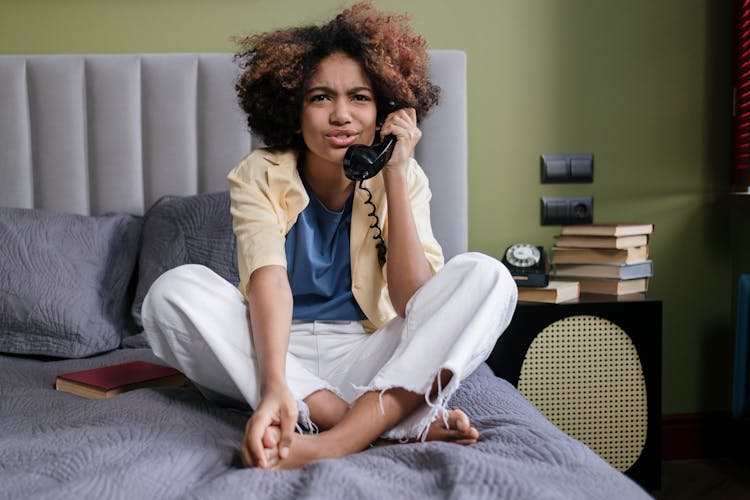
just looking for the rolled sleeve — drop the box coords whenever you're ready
[227,151,307,298]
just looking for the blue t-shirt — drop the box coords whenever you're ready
[284,173,367,321]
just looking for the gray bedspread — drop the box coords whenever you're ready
[0,347,649,499]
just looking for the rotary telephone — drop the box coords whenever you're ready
[343,99,400,181]
[501,243,549,287]
[343,135,397,265]
[343,134,396,181]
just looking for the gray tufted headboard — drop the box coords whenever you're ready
[0,51,467,258]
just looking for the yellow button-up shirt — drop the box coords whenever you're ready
[227,148,444,331]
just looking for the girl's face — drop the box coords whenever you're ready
[300,52,378,170]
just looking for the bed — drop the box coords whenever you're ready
[0,52,650,499]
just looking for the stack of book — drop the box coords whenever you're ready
[551,222,654,296]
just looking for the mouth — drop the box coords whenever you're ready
[325,130,359,147]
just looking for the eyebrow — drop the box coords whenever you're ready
[304,85,373,95]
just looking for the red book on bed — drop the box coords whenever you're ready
[55,360,185,399]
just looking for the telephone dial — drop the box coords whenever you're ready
[501,243,549,287]
[343,135,397,265]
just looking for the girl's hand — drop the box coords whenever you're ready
[379,108,421,172]
[240,383,298,468]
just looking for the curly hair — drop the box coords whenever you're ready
[234,2,440,149]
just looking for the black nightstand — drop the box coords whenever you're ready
[487,294,662,492]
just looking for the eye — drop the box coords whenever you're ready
[309,94,330,103]
[352,94,371,102]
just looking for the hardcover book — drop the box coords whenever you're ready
[556,277,649,296]
[559,223,654,237]
[553,234,649,249]
[55,360,185,399]
[551,246,649,265]
[553,260,653,280]
[517,280,580,304]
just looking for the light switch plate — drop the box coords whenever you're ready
[541,154,594,183]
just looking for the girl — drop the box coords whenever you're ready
[143,2,517,470]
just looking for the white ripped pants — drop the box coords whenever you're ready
[141,252,517,440]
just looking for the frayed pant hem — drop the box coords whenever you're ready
[349,369,460,442]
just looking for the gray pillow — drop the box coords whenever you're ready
[0,207,142,358]
[132,191,239,328]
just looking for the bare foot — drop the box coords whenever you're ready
[250,409,478,469]
[371,408,479,447]
[260,426,338,470]
[425,409,479,445]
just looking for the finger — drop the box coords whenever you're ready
[242,430,259,467]
[385,114,412,131]
[248,421,269,468]
[390,108,417,128]
[386,116,420,142]
[278,408,297,460]
[382,109,409,131]
[407,107,417,123]
[382,124,416,147]
[241,432,262,468]
[240,441,256,468]
[379,120,395,138]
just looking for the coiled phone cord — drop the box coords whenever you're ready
[358,180,387,265]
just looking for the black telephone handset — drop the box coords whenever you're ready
[343,135,396,265]
[343,135,397,181]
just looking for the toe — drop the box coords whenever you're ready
[447,409,470,432]
[454,411,470,432]
[264,447,280,467]
[262,427,279,449]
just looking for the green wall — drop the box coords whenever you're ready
[0,0,735,415]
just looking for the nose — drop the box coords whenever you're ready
[329,99,351,125]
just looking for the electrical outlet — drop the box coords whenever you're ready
[540,196,593,225]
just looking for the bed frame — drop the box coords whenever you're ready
[0,51,467,260]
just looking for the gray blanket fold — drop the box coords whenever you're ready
[0,349,649,499]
